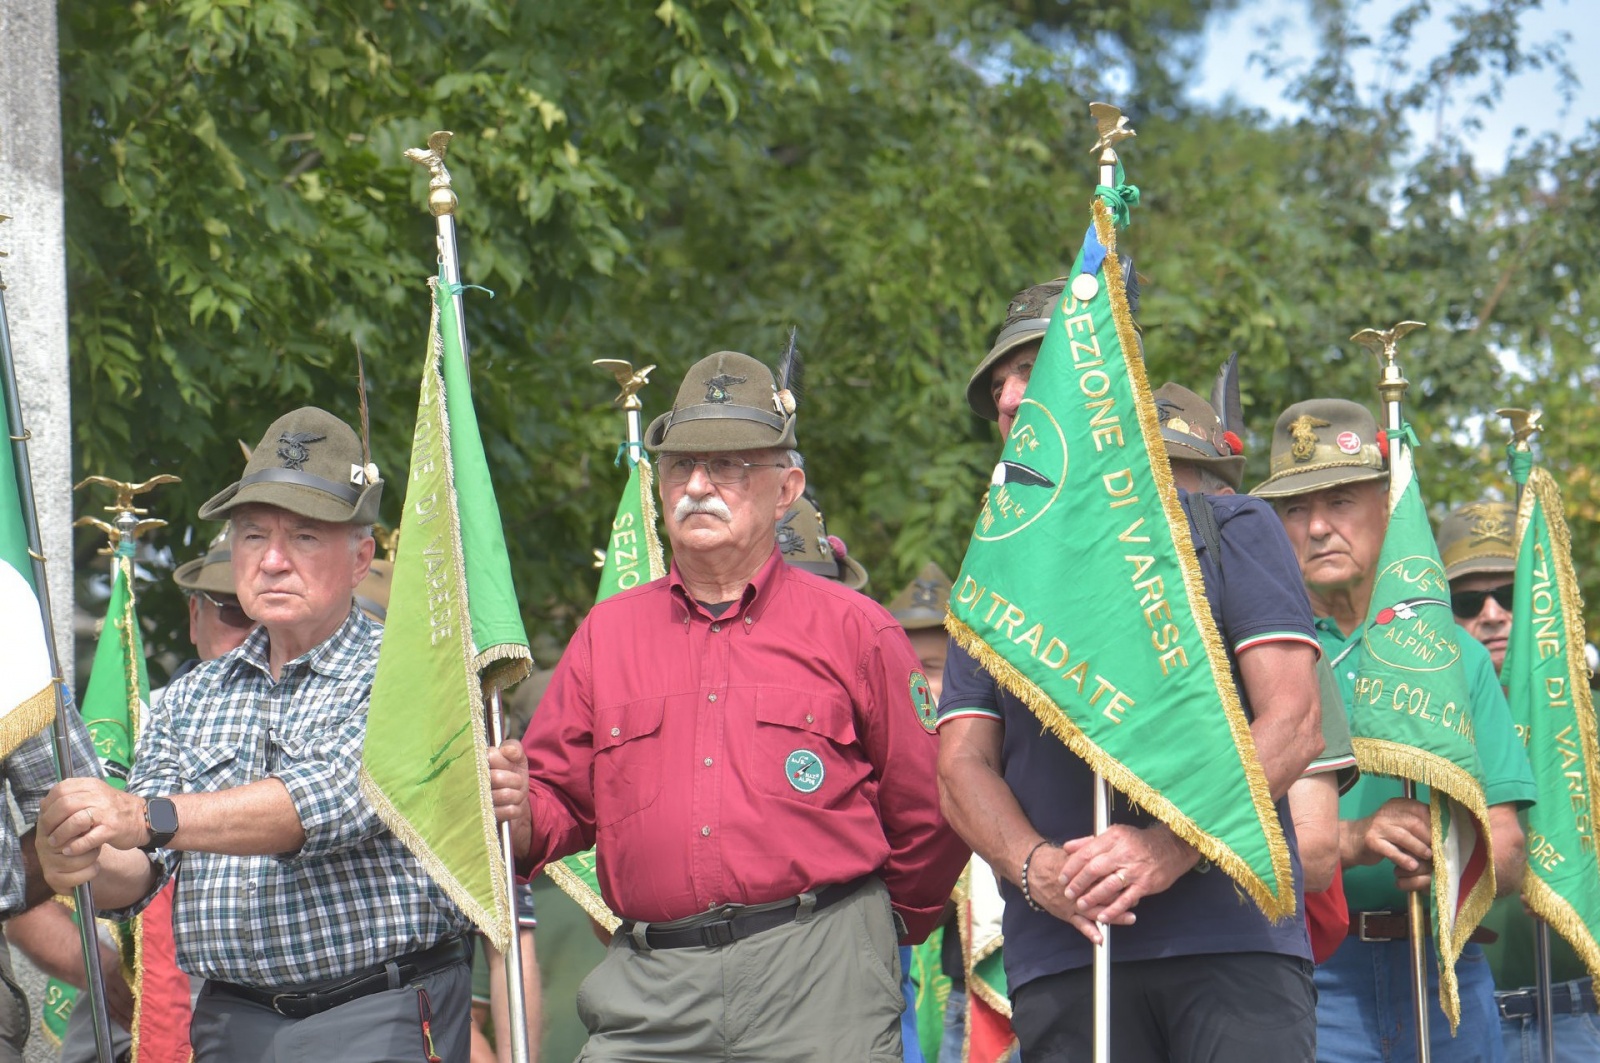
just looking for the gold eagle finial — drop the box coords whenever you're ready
[1496,407,1543,451]
[1351,321,1427,368]
[404,131,458,217]
[1089,102,1137,156]
[593,359,655,411]
[74,474,181,516]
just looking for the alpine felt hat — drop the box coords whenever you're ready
[1437,500,1517,582]
[1151,383,1247,491]
[1251,398,1387,500]
[776,493,868,591]
[172,525,235,596]
[199,407,383,524]
[966,278,1069,422]
[886,562,952,630]
[644,351,798,454]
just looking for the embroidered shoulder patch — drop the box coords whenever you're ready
[909,670,938,733]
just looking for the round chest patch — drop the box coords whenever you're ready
[1336,430,1362,455]
[785,749,825,794]
[910,670,938,734]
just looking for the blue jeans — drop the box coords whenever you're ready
[1315,938,1503,1062]
[939,985,968,1063]
[1498,980,1600,1063]
[901,946,925,1063]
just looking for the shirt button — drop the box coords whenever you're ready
[703,757,713,767]
[805,713,814,723]
[708,693,717,702]
[610,726,621,737]
[711,623,721,633]
[744,616,753,626]
[701,826,711,837]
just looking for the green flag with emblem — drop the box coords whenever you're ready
[546,445,665,930]
[1343,430,1493,1030]
[1502,460,1600,980]
[0,355,55,758]
[946,179,1294,920]
[361,275,532,951]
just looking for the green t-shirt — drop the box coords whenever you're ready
[1479,893,1590,988]
[1317,616,1538,913]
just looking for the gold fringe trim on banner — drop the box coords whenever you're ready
[1525,874,1600,984]
[362,285,513,954]
[0,680,57,760]
[117,556,143,755]
[543,859,622,933]
[638,459,667,582]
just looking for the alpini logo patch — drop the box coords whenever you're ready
[976,398,1067,542]
[785,749,824,793]
[910,670,938,733]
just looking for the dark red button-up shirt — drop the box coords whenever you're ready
[521,547,967,941]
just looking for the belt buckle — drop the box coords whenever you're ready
[699,919,738,948]
[1356,911,1396,943]
[269,992,302,1018]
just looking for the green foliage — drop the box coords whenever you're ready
[62,0,1600,671]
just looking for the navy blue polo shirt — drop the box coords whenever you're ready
[940,492,1320,993]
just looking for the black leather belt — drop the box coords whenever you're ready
[209,936,472,1020]
[1497,978,1597,1020]
[1348,910,1498,944]
[618,876,870,951]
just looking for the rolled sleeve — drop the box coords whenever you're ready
[1211,496,1319,651]
[272,701,384,862]
[9,698,102,825]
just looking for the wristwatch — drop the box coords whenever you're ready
[140,797,179,852]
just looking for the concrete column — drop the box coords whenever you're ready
[0,0,74,676]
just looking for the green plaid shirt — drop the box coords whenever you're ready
[115,607,471,988]
[0,702,101,917]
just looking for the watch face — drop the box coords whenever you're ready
[148,798,179,837]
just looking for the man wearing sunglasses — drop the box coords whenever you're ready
[495,350,968,1062]
[1437,500,1600,1062]
[34,407,491,1061]
[1256,399,1535,1063]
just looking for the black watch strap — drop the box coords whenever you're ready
[140,797,179,852]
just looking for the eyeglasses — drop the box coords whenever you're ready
[197,591,254,628]
[1450,584,1514,619]
[661,456,789,486]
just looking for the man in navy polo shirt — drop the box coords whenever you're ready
[936,281,1327,1063]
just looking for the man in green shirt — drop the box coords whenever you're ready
[1255,398,1537,1062]
[1438,500,1600,1062]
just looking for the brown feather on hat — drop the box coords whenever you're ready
[199,407,383,524]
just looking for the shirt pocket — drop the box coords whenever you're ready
[750,688,861,806]
[592,697,665,828]
[177,743,241,791]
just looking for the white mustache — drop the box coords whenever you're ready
[674,495,733,522]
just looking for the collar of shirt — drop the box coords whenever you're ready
[233,604,376,682]
[665,546,786,629]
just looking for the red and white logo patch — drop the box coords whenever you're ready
[1336,431,1362,455]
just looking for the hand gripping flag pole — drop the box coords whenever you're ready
[0,220,117,1063]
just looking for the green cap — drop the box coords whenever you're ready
[966,278,1068,422]
[1437,500,1517,581]
[1152,382,1246,491]
[200,407,383,524]
[886,562,952,630]
[1251,398,1386,499]
[776,493,868,591]
[172,525,235,596]
[644,351,798,453]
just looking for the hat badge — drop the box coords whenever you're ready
[1466,504,1512,545]
[704,374,746,404]
[776,510,805,556]
[1288,415,1331,463]
[1335,431,1362,455]
[276,431,326,471]
[910,579,942,610]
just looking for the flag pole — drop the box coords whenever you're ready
[1498,406,1555,1063]
[0,226,118,1063]
[1362,322,1432,1063]
[407,132,532,1063]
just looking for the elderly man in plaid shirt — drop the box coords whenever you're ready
[35,407,507,1063]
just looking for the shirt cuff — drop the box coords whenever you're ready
[271,763,357,862]
[96,851,176,922]
[936,705,1003,730]
[1235,631,1322,656]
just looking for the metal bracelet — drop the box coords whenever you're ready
[1020,839,1052,912]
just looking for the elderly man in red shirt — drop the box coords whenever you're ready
[492,350,968,1062]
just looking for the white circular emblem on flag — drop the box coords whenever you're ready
[1336,431,1362,455]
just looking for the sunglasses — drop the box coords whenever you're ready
[197,591,255,628]
[1450,584,1513,619]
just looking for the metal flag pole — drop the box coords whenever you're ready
[1498,406,1555,1063]
[0,224,117,1063]
[1089,103,1136,1063]
[406,133,531,1063]
[1359,321,1432,1063]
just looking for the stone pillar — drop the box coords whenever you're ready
[0,0,74,676]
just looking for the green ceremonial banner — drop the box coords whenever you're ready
[546,446,665,930]
[946,196,1294,920]
[362,276,532,951]
[0,363,54,758]
[1344,432,1493,1030]
[41,544,147,1044]
[1503,463,1600,980]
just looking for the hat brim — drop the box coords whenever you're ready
[1164,442,1247,492]
[1251,465,1386,500]
[173,557,235,595]
[838,554,869,592]
[644,410,796,454]
[893,607,946,631]
[199,479,383,525]
[1443,555,1516,582]
[966,322,1049,422]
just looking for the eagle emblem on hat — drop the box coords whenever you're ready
[705,374,746,404]
[276,431,326,471]
[776,510,805,556]
[1288,415,1331,463]
[909,578,942,611]
[1463,501,1513,545]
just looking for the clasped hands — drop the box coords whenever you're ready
[1029,823,1201,945]
[36,778,150,893]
